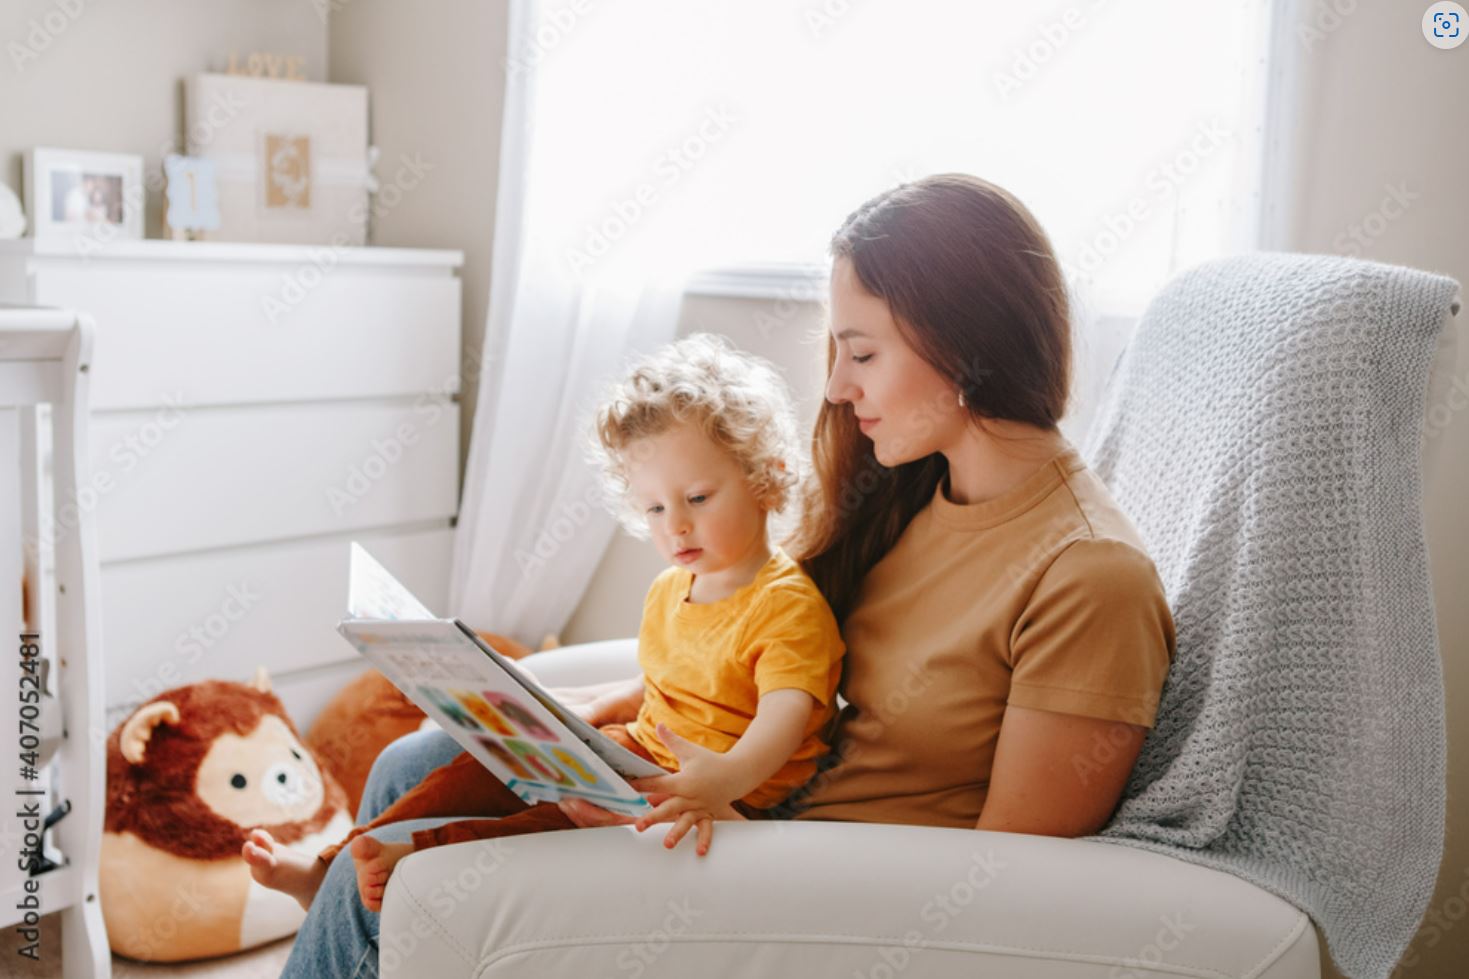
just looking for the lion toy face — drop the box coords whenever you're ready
[196,712,324,828]
[100,668,352,962]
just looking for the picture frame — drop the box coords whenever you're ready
[162,154,223,240]
[23,147,145,245]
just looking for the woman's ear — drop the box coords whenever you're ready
[119,701,181,765]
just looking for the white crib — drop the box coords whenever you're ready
[0,307,109,977]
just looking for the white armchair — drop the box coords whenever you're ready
[379,282,1460,979]
[379,642,1319,979]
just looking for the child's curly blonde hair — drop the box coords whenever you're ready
[588,333,801,539]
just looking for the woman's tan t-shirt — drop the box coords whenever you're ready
[786,444,1176,829]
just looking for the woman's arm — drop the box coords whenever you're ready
[975,705,1146,837]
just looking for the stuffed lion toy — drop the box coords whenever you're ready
[100,669,352,961]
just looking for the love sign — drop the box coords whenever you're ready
[224,51,306,81]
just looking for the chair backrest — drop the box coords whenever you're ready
[1084,254,1459,598]
[1079,254,1460,979]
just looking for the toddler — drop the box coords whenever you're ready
[243,334,845,912]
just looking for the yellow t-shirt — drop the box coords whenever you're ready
[627,547,845,809]
[786,443,1176,828]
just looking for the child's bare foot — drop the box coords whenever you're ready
[350,835,414,913]
[241,828,328,912]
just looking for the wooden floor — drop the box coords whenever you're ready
[10,912,295,978]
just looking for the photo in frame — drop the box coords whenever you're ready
[23,147,144,244]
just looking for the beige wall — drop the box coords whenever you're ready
[327,0,508,467]
[0,0,328,238]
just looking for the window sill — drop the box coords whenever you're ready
[684,262,829,301]
[685,262,1152,322]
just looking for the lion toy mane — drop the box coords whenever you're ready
[100,668,351,961]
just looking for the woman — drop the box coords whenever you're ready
[277,173,1175,978]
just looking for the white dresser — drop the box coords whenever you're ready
[0,239,463,729]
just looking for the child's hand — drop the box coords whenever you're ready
[646,807,716,855]
[627,723,747,854]
[631,723,742,810]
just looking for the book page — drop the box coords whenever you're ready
[338,542,660,816]
[345,542,435,621]
[341,619,655,815]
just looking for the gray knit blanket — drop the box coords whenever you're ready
[1080,253,1459,979]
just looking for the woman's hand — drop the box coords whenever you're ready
[544,686,603,721]
[556,791,673,829]
[545,675,645,726]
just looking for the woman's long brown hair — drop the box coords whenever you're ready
[783,174,1072,622]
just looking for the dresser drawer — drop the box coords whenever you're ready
[91,399,458,562]
[100,525,454,712]
[32,262,460,410]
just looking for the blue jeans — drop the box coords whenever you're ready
[280,727,465,979]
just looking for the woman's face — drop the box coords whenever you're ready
[824,257,967,466]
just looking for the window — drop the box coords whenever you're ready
[528,0,1274,309]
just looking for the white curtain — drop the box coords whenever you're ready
[448,0,687,639]
[451,0,1280,638]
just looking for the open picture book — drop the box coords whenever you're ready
[336,543,660,818]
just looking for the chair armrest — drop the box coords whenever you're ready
[518,638,639,686]
[380,821,1319,979]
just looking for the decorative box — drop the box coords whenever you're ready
[184,73,371,246]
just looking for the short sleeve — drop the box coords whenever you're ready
[747,585,846,707]
[1007,538,1175,727]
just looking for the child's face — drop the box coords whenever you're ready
[624,422,769,576]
